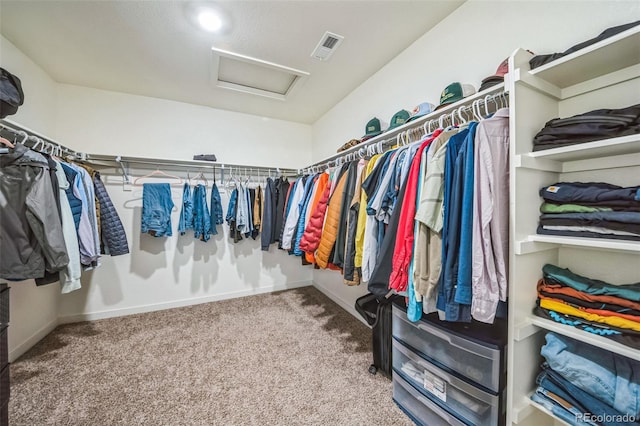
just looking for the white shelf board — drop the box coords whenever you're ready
[512,398,537,424]
[528,399,572,426]
[529,25,640,88]
[519,234,640,254]
[529,316,640,362]
[528,134,640,162]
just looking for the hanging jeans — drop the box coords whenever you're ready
[193,184,212,242]
[535,365,640,426]
[141,183,174,237]
[541,332,640,417]
[210,183,223,235]
[178,183,194,235]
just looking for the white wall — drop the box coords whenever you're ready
[1,36,61,361]
[310,1,640,315]
[55,84,311,169]
[54,85,314,321]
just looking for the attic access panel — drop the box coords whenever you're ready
[211,48,309,101]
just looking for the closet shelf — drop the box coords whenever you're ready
[516,148,640,173]
[515,235,640,255]
[526,134,640,162]
[527,398,572,426]
[529,25,640,89]
[527,316,640,362]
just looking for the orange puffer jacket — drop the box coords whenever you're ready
[315,170,348,269]
[300,173,330,262]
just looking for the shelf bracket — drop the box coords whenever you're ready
[515,239,557,255]
[512,68,562,100]
[514,154,562,172]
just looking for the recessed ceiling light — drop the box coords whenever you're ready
[198,10,222,32]
[184,3,228,34]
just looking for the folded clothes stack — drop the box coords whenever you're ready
[534,264,640,349]
[531,332,640,426]
[537,182,640,241]
[531,103,640,152]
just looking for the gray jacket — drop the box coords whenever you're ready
[0,144,69,280]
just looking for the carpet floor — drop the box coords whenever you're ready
[9,287,412,425]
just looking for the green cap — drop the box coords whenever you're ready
[361,117,383,140]
[386,109,410,131]
[437,82,476,110]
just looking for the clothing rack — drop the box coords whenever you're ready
[0,119,299,183]
[82,154,299,185]
[303,83,508,173]
[0,119,82,159]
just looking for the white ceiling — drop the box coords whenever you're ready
[0,1,464,124]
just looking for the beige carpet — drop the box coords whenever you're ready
[10,287,412,425]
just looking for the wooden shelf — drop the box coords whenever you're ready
[517,234,640,254]
[528,316,640,362]
[528,134,640,162]
[529,25,640,88]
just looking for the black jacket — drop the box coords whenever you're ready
[0,144,69,280]
[93,172,129,256]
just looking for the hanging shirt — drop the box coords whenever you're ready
[438,123,478,322]
[413,129,458,312]
[389,130,441,293]
[361,151,396,282]
[66,162,100,268]
[471,108,510,323]
[53,159,82,293]
[354,154,381,269]
[281,178,305,250]
[437,128,470,320]
[261,178,275,251]
[293,175,317,255]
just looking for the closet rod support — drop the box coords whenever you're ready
[116,156,131,185]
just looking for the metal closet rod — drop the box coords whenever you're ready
[0,119,81,158]
[0,119,299,177]
[302,86,508,174]
[84,154,299,177]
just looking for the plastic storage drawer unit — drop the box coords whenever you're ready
[393,338,505,426]
[393,372,466,426]
[0,327,6,368]
[0,285,8,325]
[392,303,506,393]
[0,365,8,407]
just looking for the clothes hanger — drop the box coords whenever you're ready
[133,168,183,186]
[0,136,15,149]
[457,106,468,125]
[483,95,492,117]
[193,170,208,187]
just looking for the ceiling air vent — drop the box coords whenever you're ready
[311,31,344,61]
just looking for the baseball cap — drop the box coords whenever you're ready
[361,117,383,141]
[479,58,509,92]
[436,82,476,110]
[386,110,410,132]
[406,102,436,123]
